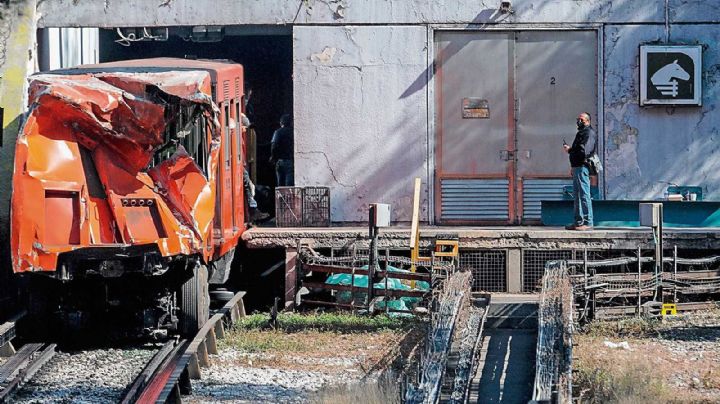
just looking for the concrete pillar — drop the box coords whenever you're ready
[0,0,37,319]
[507,248,522,293]
[284,247,297,310]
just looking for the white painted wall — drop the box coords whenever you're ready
[604,24,720,200]
[46,28,99,69]
[293,26,429,221]
[31,0,720,221]
[37,0,669,27]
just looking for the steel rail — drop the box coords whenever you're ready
[461,298,489,404]
[0,343,56,403]
[133,339,189,403]
[120,339,179,404]
[0,312,25,353]
[147,291,247,403]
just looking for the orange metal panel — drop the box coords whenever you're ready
[11,58,246,274]
[44,191,81,246]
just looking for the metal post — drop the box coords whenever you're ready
[583,252,588,319]
[637,247,642,316]
[673,245,678,303]
[351,244,357,312]
[385,249,390,314]
[656,205,664,302]
[368,205,379,308]
[284,246,298,310]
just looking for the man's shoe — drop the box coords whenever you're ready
[250,209,270,223]
[565,224,578,230]
[575,225,593,231]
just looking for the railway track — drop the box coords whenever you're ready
[0,291,246,403]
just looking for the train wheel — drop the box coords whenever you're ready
[179,262,210,336]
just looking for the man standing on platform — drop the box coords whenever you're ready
[270,114,294,186]
[563,112,597,230]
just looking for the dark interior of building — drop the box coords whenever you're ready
[98,28,293,213]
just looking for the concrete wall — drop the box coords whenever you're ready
[604,24,720,199]
[37,0,670,26]
[0,0,36,316]
[293,26,429,221]
[1,0,37,251]
[29,0,720,221]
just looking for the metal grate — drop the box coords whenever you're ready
[523,250,573,292]
[522,178,572,220]
[440,179,509,221]
[460,250,507,292]
[302,186,330,227]
[275,186,303,227]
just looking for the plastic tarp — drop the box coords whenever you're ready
[324,265,430,311]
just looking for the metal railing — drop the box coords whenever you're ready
[533,261,573,404]
[405,271,471,404]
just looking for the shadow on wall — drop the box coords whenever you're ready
[400,0,641,100]
[604,23,720,200]
[400,8,504,100]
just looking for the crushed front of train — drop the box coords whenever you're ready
[11,70,222,338]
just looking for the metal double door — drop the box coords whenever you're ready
[435,30,597,224]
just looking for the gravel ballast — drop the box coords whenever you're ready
[14,346,159,403]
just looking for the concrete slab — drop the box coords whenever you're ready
[469,329,537,404]
[489,294,540,304]
[242,225,720,250]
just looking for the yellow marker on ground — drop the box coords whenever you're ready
[661,303,677,317]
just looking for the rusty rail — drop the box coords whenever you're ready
[595,301,720,319]
[0,312,25,357]
[303,263,432,281]
[0,342,56,403]
[120,339,181,404]
[148,291,247,403]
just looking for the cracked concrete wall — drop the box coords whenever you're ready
[293,25,429,222]
[0,0,36,287]
[604,24,720,199]
[37,0,671,28]
[26,0,720,221]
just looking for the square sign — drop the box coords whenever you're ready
[640,45,702,106]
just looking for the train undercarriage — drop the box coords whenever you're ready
[22,246,223,340]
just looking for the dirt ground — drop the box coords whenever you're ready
[574,309,720,403]
[187,314,424,403]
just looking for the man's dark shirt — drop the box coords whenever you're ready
[569,125,597,168]
[271,126,294,161]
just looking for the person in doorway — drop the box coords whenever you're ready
[563,112,597,230]
[240,111,269,223]
[244,168,270,223]
[270,114,294,186]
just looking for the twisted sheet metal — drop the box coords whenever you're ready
[298,248,455,271]
[406,271,470,404]
[533,261,573,404]
[565,251,720,297]
[448,305,485,404]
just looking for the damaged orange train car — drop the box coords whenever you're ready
[11,58,248,337]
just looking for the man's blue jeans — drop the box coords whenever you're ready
[572,166,593,226]
[276,159,294,186]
